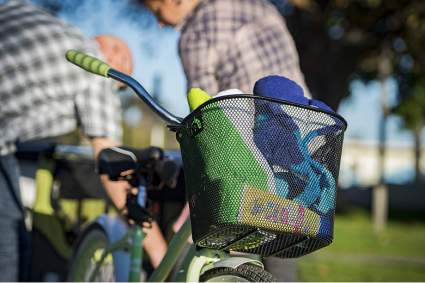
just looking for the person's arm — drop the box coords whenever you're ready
[179,26,220,95]
[76,38,168,266]
[90,137,129,210]
[91,137,168,267]
[74,62,127,208]
[234,19,311,98]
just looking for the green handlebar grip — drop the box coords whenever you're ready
[66,50,111,77]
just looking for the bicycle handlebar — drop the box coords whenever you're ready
[66,50,110,77]
[65,50,183,126]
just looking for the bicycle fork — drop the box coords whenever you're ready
[89,184,148,282]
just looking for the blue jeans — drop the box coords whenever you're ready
[0,154,29,281]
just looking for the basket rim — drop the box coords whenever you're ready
[179,94,348,130]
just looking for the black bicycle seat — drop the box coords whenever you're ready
[97,146,163,180]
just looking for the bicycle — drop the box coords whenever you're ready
[65,50,347,282]
[16,142,115,281]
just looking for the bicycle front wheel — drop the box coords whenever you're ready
[67,225,115,282]
[200,263,276,282]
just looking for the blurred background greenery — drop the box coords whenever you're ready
[298,209,425,281]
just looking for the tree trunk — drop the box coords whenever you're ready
[414,128,421,183]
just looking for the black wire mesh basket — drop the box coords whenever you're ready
[176,95,347,258]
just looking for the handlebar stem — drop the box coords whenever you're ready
[108,69,182,126]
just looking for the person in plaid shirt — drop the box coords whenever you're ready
[143,0,310,97]
[142,0,309,279]
[0,1,141,280]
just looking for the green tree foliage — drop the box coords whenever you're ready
[272,0,425,109]
[393,76,425,181]
[394,78,425,132]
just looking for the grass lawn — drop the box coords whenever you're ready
[298,210,425,281]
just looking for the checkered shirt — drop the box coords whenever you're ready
[0,0,122,155]
[179,0,310,97]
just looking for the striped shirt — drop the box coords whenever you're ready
[0,0,122,155]
[179,0,310,97]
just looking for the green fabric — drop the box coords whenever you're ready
[33,159,54,215]
[59,199,112,231]
[32,212,73,259]
[179,101,269,224]
[66,50,110,77]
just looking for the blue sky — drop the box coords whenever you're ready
[33,0,189,117]
[338,79,420,146]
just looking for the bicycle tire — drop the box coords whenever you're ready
[200,263,276,282]
[67,224,115,282]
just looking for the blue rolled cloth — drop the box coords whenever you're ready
[253,75,337,214]
[253,75,308,105]
[253,75,306,176]
[253,75,335,112]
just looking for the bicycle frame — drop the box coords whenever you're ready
[88,217,237,282]
[31,145,107,259]
[85,173,193,282]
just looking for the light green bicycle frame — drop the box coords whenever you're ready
[88,218,230,282]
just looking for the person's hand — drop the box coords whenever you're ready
[91,137,131,211]
[90,137,168,267]
[95,35,133,89]
[95,35,133,76]
[99,174,130,211]
[173,202,193,243]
